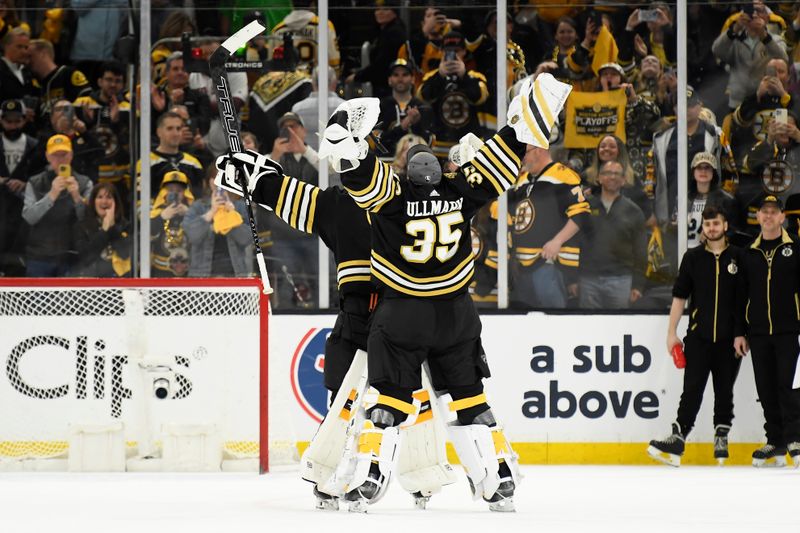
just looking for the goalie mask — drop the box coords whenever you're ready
[406,145,442,187]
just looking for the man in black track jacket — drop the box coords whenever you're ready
[734,194,800,467]
[647,205,744,467]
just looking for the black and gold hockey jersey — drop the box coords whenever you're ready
[340,126,526,299]
[33,65,92,116]
[509,162,590,269]
[136,150,205,201]
[251,173,373,299]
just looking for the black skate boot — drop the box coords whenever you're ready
[484,460,516,512]
[313,486,339,511]
[714,424,731,465]
[751,443,787,467]
[647,422,685,467]
[345,461,384,512]
[786,442,800,468]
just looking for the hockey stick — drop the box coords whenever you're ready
[209,20,273,294]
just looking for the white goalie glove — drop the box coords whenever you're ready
[506,73,571,149]
[318,97,381,173]
[214,149,283,197]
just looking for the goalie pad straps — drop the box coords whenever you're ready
[447,423,520,501]
[346,420,401,503]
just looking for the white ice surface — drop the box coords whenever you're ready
[1,465,797,533]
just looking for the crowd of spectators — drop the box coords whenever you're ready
[4,1,800,312]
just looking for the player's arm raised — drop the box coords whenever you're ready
[458,73,572,202]
[319,99,402,215]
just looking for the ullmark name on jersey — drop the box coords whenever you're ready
[406,198,464,217]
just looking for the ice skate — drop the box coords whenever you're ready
[412,491,431,509]
[751,443,787,467]
[787,442,800,468]
[313,486,339,511]
[714,424,730,466]
[647,422,684,467]
[484,461,516,513]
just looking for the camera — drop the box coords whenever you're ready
[138,360,176,400]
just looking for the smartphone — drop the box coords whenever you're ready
[58,164,71,178]
[61,104,74,121]
[765,65,777,77]
[279,126,290,141]
[742,3,756,16]
[588,10,602,27]
[638,9,660,22]
[444,49,457,62]
[775,108,788,124]
[166,191,179,205]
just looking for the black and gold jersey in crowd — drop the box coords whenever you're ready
[33,65,92,115]
[251,174,373,299]
[136,151,205,200]
[340,126,526,299]
[74,91,132,186]
[509,162,591,269]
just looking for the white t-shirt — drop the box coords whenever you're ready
[2,134,27,175]
[688,196,707,249]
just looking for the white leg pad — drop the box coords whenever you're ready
[447,423,521,501]
[397,374,457,496]
[301,350,368,488]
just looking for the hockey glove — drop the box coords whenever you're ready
[506,73,571,149]
[318,97,380,173]
[214,149,283,197]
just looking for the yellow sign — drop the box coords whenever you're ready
[564,89,627,149]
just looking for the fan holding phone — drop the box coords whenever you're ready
[20,134,92,277]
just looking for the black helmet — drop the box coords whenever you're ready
[406,144,442,186]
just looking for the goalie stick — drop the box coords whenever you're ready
[209,20,273,294]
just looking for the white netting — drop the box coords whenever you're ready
[0,282,276,471]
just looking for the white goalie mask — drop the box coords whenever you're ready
[319,98,381,173]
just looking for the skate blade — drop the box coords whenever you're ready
[488,498,516,513]
[413,496,430,510]
[647,445,680,467]
[315,498,339,511]
[752,456,787,468]
[348,499,368,513]
[793,456,800,469]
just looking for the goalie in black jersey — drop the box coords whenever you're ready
[312,74,570,512]
[214,150,455,511]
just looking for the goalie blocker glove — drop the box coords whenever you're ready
[214,149,284,197]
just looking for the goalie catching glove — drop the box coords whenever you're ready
[213,150,284,197]
[318,97,381,173]
[506,73,571,149]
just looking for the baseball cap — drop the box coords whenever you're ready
[598,62,625,77]
[46,134,72,155]
[672,85,701,107]
[442,31,466,51]
[691,152,717,171]
[277,111,304,129]
[161,170,189,187]
[0,99,24,119]
[758,194,784,210]
[389,58,413,75]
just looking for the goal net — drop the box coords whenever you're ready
[0,278,297,472]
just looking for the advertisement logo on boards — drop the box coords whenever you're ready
[290,328,330,423]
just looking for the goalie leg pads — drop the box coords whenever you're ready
[344,406,403,505]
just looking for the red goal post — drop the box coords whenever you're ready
[0,278,274,472]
